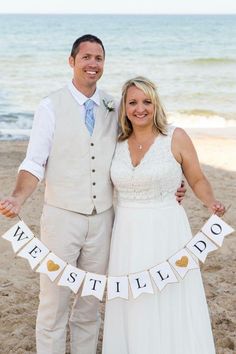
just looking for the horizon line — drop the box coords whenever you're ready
[0,12,236,15]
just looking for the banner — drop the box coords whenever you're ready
[81,272,107,300]
[2,221,34,252]
[107,276,129,300]
[17,237,50,270]
[1,214,234,300]
[186,232,218,263]
[36,252,67,281]
[129,271,154,299]
[201,214,234,246]
[168,248,199,279]
[58,265,86,294]
[149,261,178,291]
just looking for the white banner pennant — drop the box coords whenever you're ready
[1,221,34,253]
[107,276,129,300]
[168,248,199,279]
[58,265,86,294]
[129,270,154,299]
[149,261,178,291]
[186,232,218,263]
[1,214,234,300]
[36,252,67,281]
[201,214,235,246]
[81,272,107,300]
[17,237,50,269]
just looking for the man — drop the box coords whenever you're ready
[0,35,186,354]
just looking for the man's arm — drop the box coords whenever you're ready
[0,98,55,218]
[0,171,39,218]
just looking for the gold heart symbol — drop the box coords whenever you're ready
[47,260,60,272]
[175,256,189,267]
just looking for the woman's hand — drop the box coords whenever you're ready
[209,201,225,217]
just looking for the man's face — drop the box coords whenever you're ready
[69,41,105,90]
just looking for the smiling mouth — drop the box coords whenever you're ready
[135,114,147,119]
[86,70,97,75]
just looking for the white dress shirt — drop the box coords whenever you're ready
[19,82,101,181]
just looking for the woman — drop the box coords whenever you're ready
[102,77,225,354]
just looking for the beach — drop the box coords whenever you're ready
[0,11,235,354]
[0,129,235,354]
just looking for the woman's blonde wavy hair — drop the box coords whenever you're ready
[118,76,168,141]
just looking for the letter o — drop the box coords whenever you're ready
[210,223,222,235]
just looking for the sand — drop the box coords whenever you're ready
[0,130,235,354]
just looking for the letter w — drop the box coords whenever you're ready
[13,226,29,241]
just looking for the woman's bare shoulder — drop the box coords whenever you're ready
[172,127,193,146]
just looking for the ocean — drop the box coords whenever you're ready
[0,14,236,140]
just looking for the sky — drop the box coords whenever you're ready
[0,0,236,14]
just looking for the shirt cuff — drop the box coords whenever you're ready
[18,160,45,182]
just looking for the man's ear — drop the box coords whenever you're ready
[69,56,75,68]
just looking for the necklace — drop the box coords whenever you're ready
[131,133,157,150]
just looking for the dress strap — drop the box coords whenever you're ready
[167,124,177,138]
[161,124,178,155]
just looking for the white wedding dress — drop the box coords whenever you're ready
[102,126,215,354]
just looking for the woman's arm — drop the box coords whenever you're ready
[172,128,225,216]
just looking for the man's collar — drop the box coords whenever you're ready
[68,81,100,106]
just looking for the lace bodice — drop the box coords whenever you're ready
[111,126,182,204]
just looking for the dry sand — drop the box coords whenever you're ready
[0,130,235,354]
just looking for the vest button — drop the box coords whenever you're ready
[91,143,94,146]
[93,195,96,199]
[92,169,95,172]
[93,182,96,185]
[91,156,95,159]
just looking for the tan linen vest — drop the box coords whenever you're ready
[44,86,118,214]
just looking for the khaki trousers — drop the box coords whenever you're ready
[36,204,114,354]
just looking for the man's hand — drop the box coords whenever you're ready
[0,196,22,218]
[0,170,39,219]
[175,180,187,204]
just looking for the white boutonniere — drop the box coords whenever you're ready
[103,99,115,114]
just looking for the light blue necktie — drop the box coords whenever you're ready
[84,99,95,136]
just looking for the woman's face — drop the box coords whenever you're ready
[125,86,155,129]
